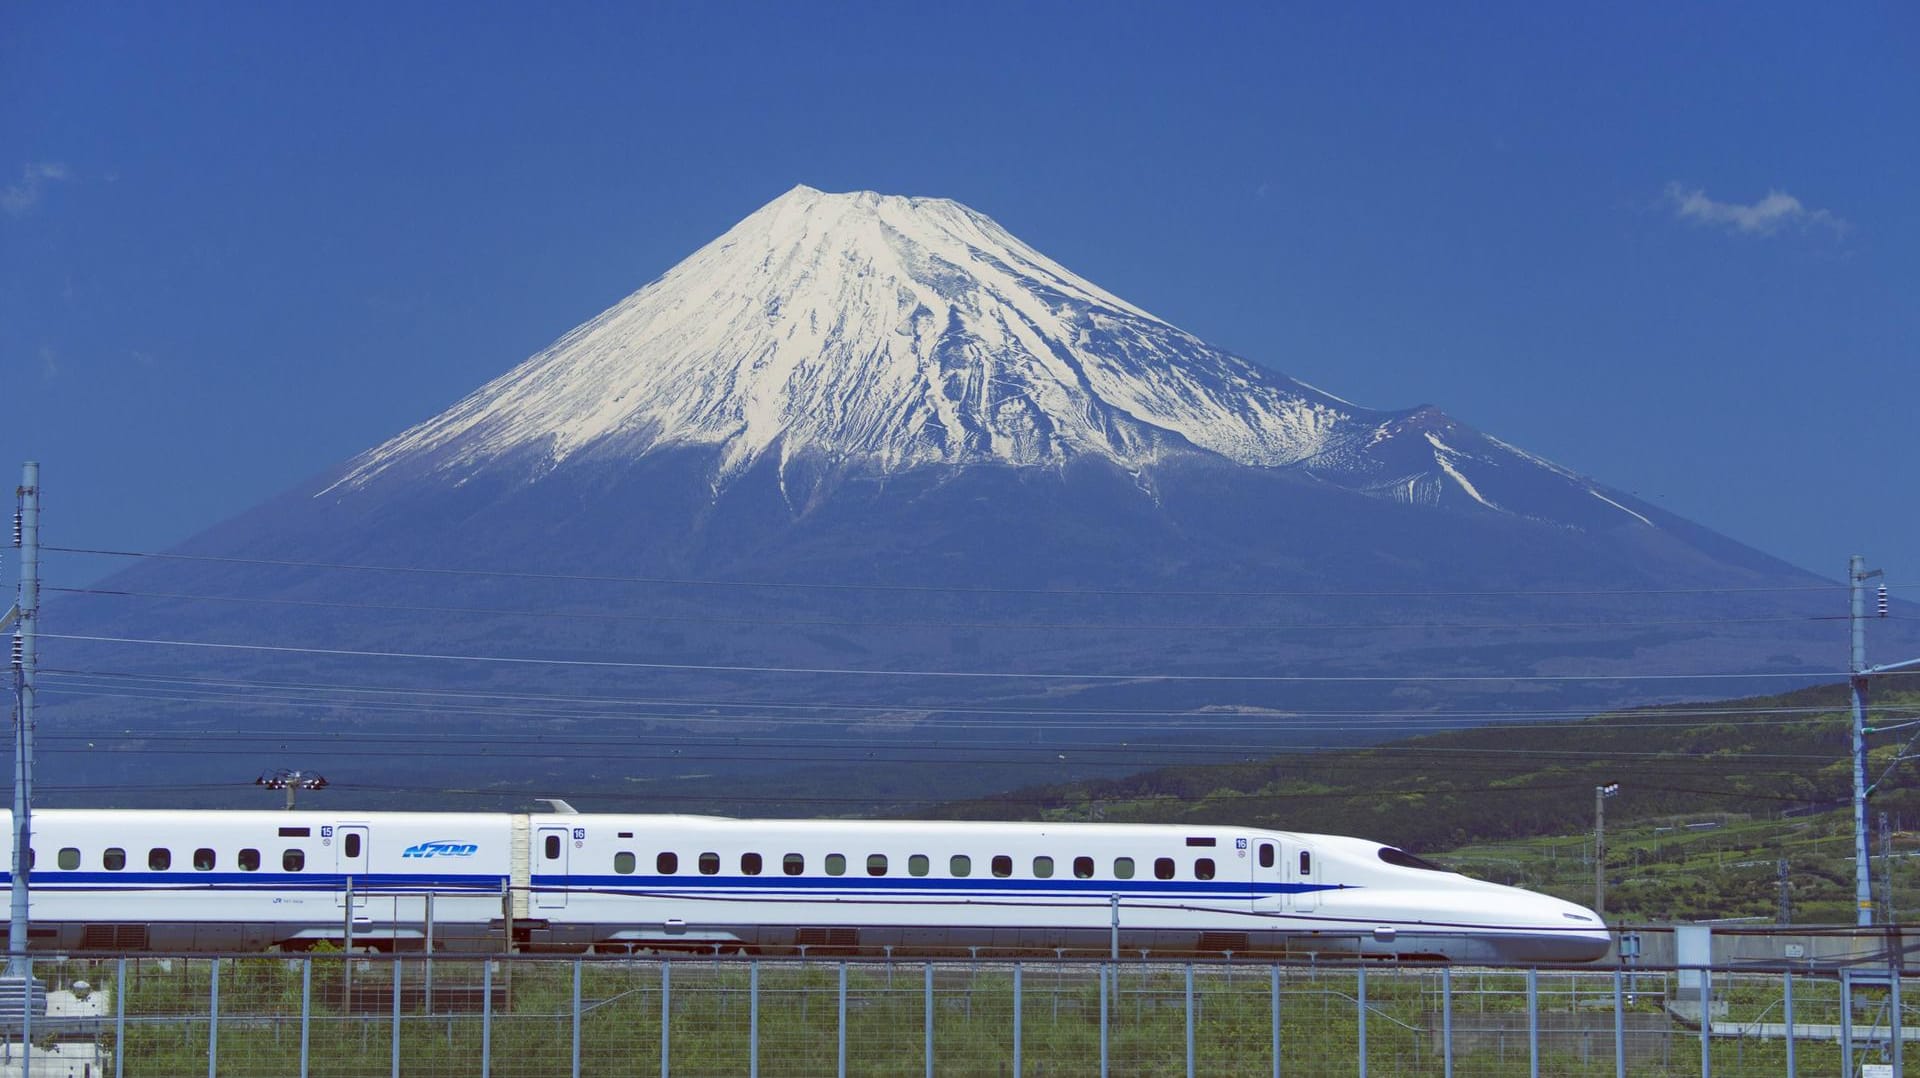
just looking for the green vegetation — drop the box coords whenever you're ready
[930,679,1920,923]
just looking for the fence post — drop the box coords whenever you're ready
[1271,964,1280,1078]
[1356,965,1367,1078]
[1101,962,1111,1078]
[751,961,761,1078]
[1443,965,1454,1078]
[923,962,933,1078]
[661,962,672,1078]
[1699,968,1711,1078]
[1782,969,1794,1077]
[1892,966,1903,1075]
[1612,968,1625,1078]
[837,961,847,1078]
[300,956,312,1078]
[391,956,402,1078]
[1525,967,1539,1078]
[482,959,494,1078]
[114,956,126,1078]
[571,958,581,1078]
[1014,962,1024,1078]
[1184,963,1195,1078]
[208,956,220,1078]
[424,892,434,1014]
[1841,968,1854,1077]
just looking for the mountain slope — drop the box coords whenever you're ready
[324,186,1660,533]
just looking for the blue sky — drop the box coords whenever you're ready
[3,4,1916,593]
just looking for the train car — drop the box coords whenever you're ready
[527,814,1609,962]
[2,809,1611,963]
[2,809,512,952]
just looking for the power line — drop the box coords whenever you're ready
[43,584,1836,634]
[45,544,1869,599]
[40,632,1851,683]
[44,667,1896,722]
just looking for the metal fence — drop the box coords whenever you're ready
[1,953,1913,1076]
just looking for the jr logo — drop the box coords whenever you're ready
[402,840,480,859]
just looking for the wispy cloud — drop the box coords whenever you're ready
[39,345,60,379]
[1664,183,1845,237]
[2,162,72,216]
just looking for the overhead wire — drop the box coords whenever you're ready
[40,631,1854,683]
[43,584,1838,634]
[44,544,1879,599]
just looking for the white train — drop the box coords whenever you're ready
[1,808,1611,963]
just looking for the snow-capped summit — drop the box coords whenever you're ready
[326,185,1654,531]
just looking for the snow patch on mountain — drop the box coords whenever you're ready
[329,186,1359,494]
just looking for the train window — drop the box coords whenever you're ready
[1074,856,1094,879]
[949,855,971,877]
[742,853,763,876]
[657,852,678,874]
[283,849,305,871]
[1153,857,1174,880]
[149,848,172,871]
[23,850,30,870]
[867,854,888,876]
[699,852,720,875]
[1378,847,1447,872]
[908,854,929,877]
[1259,843,1275,869]
[194,848,216,871]
[1113,857,1135,879]
[784,854,805,876]
[614,852,636,875]
[1299,851,1311,875]
[991,855,1012,878]
[825,854,846,876]
[1194,858,1215,880]
[236,849,258,872]
[1032,856,1054,879]
[104,848,126,871]
[345,834,362,859]
[57,848,79,871]
[544,835,561,860]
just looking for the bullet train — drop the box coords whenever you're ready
[0,808,1611,963]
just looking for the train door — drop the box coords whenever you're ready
[1291,843,1319,913]
[535,826,570,909]
[1252,839,1283,914]
[335,825,370,913]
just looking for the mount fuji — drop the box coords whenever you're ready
[42,186,1892,809]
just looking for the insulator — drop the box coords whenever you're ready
[9,634,20,669]
[10,510,18,547]
[1879,584,1891,618]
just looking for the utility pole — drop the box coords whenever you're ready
[4,462,42,1028]
[1851,555,1881,926]
[1594,782,1619,916]
[256,769,328,810]
[1844,554,1920,931]
[1777,858,1791,925]
[1882,811,1895,924]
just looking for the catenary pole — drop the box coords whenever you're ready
[8,461,39,981]
[1850,554,1877,927]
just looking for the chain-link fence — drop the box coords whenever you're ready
[0,952,1910,1076]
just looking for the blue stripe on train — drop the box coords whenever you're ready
[2,872,502,891]
[534,873,1344,897]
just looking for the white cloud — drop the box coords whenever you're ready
[1665,183,1845,237]
[2,162,72,216]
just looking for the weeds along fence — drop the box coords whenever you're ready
[2,953,1914,1076]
